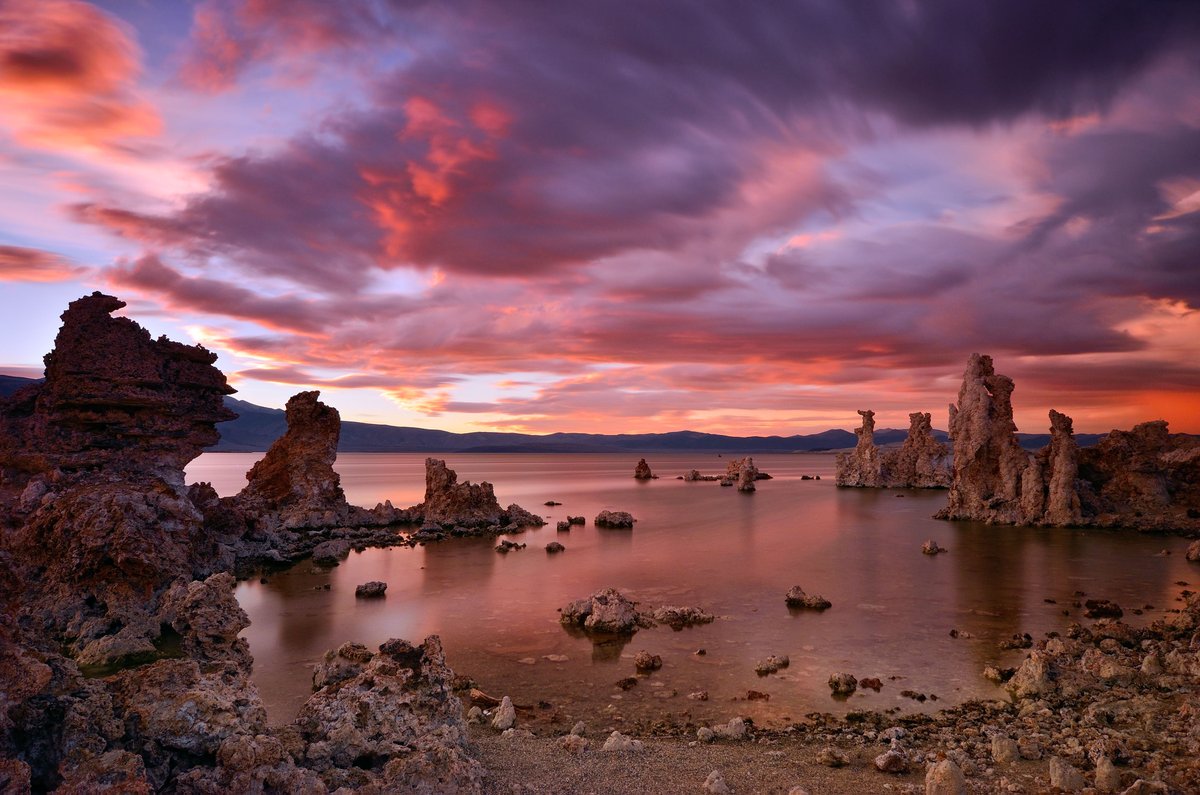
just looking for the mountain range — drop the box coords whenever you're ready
[0,374,1105,453]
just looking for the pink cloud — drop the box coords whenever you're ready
[0,0,160,150]
[0,245,86,282]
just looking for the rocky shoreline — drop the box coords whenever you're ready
[465,587,1200,793]
[1,295,1198,793]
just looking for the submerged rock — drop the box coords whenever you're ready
[633,651,662,672]
[651,605,715,630]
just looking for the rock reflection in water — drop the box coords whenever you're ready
[206,452,1194,726]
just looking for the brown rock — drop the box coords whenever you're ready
[237,391,346,515]
[633,458,654,479]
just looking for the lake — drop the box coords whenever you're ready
[186,452,1195,729]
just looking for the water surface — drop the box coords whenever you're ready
[187,452,1195,728]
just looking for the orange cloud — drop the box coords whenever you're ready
[0,0,160,150]
[0,245,86,282]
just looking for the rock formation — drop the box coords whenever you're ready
[836,410,950,488]
[418,458,544,530]
[559,588,646,634]
[0,292,234,497]
[237,390,346,515]
[721,457,759,491]
[633,458,654,479]
[836,410,883,487]
[0,295,484,792]
[937,354,1198,531]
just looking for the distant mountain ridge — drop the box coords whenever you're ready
[0,374,1110,453]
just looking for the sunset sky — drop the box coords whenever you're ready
[2,0,1199,436]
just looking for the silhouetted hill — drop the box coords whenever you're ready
[0,373,1118,453]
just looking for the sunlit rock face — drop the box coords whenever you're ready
[835,410,950,488]
[937,353,1198,531]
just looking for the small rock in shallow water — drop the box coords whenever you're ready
[921,539,946,555]
[633,651,662,672]
[545,541,565,553]
[755,654,790,675]
[784,585,832,610]
[1084,599,1123,618]
[828,673,857,695]
[354,581,387,598]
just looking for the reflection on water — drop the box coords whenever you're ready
[187,452,1195,727]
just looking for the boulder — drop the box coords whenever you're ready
[560,588,644,634]
[595,510,635,528]
[491,696,516,731]
[355,581,387,598]
[1048,756,1086,792]
[924,758,967,795]
[785,586,832,610]
[633,651,662,672]
[311,539,352,566]
[633,458,654,479]
[601,731,643,752]
[828,673,857,695]
[545,541,565,554]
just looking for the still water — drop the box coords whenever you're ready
[186,452,1195,728]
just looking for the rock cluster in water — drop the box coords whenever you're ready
[936,353,1199,531]
[720,457,760,491]
[417,457,545,531]
[835,409,950,488]
[0,294,483,792]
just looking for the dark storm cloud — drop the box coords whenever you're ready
[76,0,1200,287]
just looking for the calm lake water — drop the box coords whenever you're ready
[187,452,1196,728]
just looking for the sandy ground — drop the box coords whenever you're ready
[472,730,1048,794]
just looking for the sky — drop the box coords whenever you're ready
[1,0,1199,436]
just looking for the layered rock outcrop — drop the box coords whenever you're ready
[836,410,951,488]
[0,295,483,792]
[936,354,1198,531]
[0,292,234,500]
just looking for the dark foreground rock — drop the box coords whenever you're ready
[0,295,484,793]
